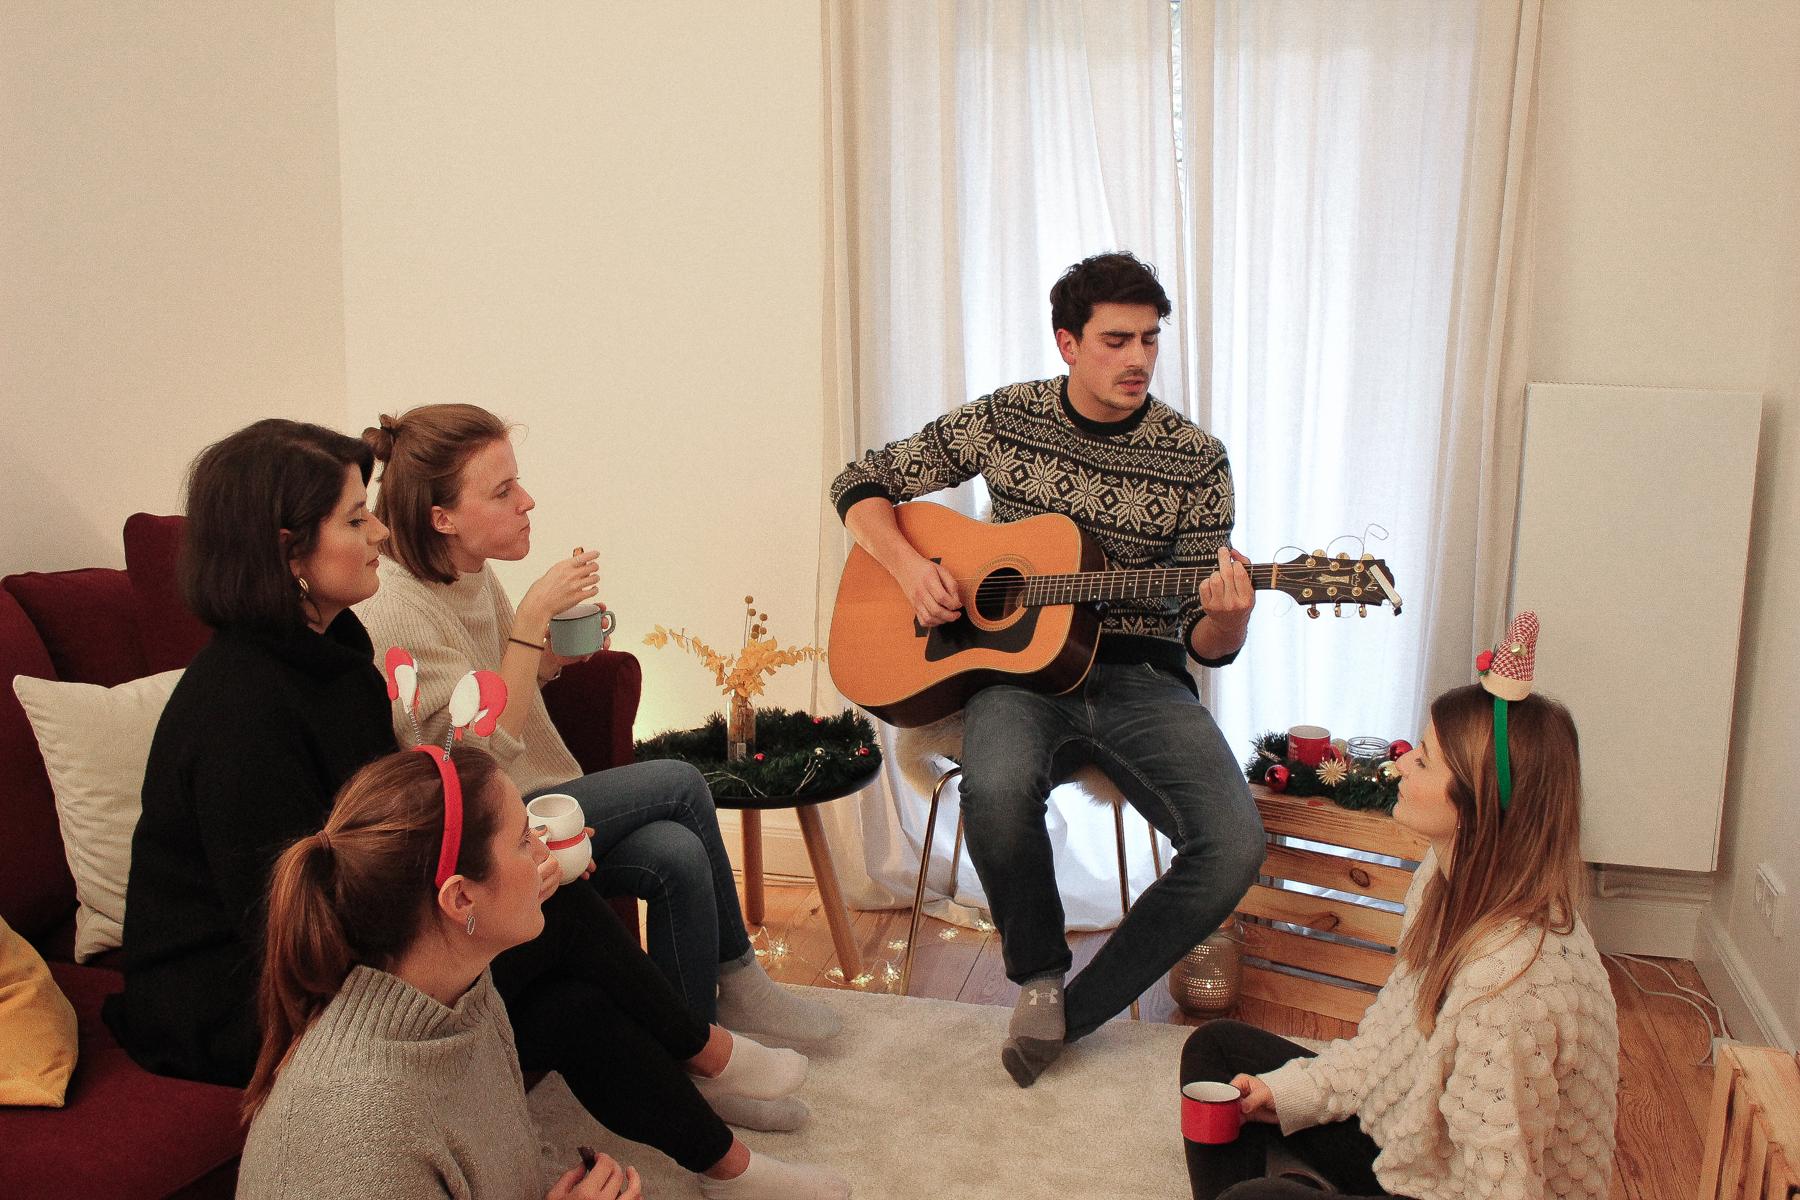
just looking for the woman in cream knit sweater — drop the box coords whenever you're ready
[1181,616,1619,1199]
[354,403,837,1053]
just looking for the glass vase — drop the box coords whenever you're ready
[1167,917,1244,1017]
[725,697,756,763]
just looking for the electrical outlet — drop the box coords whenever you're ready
[1753,864,1787,938]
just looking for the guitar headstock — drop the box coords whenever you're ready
[1261,551,1403,619]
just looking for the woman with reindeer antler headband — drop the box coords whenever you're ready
[1176,613,1620,1200]
[111,420,849,1200]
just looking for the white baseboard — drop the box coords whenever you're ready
[1695,912,1796,1050]
[715,810,815,882]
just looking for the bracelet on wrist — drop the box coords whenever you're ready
[508,635,546,653]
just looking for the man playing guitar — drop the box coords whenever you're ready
[830,252,1265,1086]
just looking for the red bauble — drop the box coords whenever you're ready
[1387,739,1412,760]
[1264,763,1290,792]
[1475,649,1494,672]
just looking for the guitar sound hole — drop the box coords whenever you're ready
[974,567,1025,622]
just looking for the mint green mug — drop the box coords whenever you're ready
[549,602,616,658]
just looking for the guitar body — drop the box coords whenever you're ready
[829,503,1106,727]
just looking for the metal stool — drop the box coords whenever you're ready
[899,762,1165,1018]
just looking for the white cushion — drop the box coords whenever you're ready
[11,670,183,961]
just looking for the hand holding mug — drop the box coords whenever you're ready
[520,548,600,636]
[1230,1073,1279,1124]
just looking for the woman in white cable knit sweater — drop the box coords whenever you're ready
[1180,618,1619,1200]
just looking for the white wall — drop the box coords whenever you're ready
[0,1,348,574]
[1530,0,1800,1047]
[332,2,832,741]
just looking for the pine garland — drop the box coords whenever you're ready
[1243,731,1400,813]
[636,707,882,801]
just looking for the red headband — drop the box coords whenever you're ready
[417,745,466,890]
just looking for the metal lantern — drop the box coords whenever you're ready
[1168,916,1244,1016]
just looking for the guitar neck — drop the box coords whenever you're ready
[1021,565,1279,607]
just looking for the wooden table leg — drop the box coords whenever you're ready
[741,808,764,927]
[795,803,863,980]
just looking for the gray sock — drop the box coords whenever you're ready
[1002,973,1066,1087]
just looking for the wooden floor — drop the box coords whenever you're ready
[744,879,1722,1200]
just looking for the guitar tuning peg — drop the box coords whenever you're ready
[1360,553,1373,561]
[1307,605,1320,620]
[1311,548,1325,558]
[1358,605,1367,618]
[1334,603,1343,618]
[1335,553,1349,563]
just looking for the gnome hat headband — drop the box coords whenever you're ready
[383,647,509,889]
[1475,612,1538,813]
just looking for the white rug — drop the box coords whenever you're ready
[528,987,1205,1199]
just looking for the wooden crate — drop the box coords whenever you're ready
[1696,1042,1800,1200]
[1233,784,1431,1024]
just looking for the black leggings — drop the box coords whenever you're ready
[1181,1021,1401,1200]
[492,884,734,1173]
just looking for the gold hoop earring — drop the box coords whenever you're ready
[296,576,311,599]
[465,912,476,936]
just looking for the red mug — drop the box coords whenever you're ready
[1287,725,1332,767]
[1181,1081,1243,1144]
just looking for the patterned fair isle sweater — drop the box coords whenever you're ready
[830,376,1237,668]
[356,557,583,796]
[1260,851,1620,1200]
[236,966,543,1199]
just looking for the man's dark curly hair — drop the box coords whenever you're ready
[1049,251,1171,340]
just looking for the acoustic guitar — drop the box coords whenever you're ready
[828,501,1402,728]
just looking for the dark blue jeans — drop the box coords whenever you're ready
[960,660,1265,1039]
[530,758,752,1022]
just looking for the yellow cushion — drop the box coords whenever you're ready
[0,916,79,1107]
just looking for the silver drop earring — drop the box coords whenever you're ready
[465,912,476,936]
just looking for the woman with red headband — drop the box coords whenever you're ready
[1178,614,1620,1200]
[113,420,849,1198]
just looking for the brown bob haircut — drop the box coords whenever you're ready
[182,419,373,633]
[1049,251,1172,341]
[363,404,512,585]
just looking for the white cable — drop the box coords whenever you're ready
[1603,953,1728,1066]
[1616,953,1731,1047]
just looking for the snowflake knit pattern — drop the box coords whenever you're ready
[1260,853,1620,1200]
[830,377,1234,658]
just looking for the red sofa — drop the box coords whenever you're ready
[0,514,644,1200]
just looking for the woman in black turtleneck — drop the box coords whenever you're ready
[105,420,397,1083]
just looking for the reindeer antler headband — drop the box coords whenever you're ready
[384,647,508,889]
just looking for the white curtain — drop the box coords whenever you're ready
[821,0,1538,929]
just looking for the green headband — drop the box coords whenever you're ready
[1493,695,1512,814]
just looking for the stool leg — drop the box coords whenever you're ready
[741,808,764,927]
[949,811,965,902]
[902,767,960,996]
[1114,803,1140,1021]
[797,804,862,981]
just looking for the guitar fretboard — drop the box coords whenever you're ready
[1009,566,1280,607]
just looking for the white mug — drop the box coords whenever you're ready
[525,792,592,884]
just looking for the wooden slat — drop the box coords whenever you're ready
[1239,921,1398,988]
[1259,841,1415,904]
[1238,883,1404,946]
[1749,1121,1770,1200]
[1252,785,1430,859]
[1240,963,1377,1024]
[1720,1089,1754,1200]
[1696,1049,1740,1197]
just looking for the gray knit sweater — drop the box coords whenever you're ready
[236,966,543,1199]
